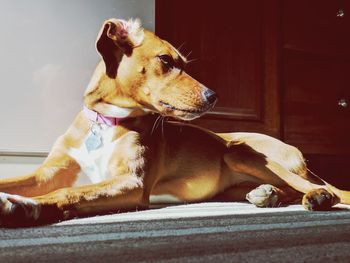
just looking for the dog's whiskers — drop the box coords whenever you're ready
[177,42,186,51]
[151,115,162,135]
[184,50,198,65]
[161,116,167,137]
[186,58,198,64]
[185,50,193,59]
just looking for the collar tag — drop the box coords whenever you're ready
[85,124,103,152]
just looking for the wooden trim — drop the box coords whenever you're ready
[0,151,48,157]
[261,0,282,137]
[208,107,260,121]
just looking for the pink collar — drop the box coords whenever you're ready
[83,106,124,126]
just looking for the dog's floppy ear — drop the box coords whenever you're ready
[96,18,144,78]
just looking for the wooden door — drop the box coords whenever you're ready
[156,0,281,137]
[282,0,350,154]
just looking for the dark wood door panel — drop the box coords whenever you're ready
[197,1,263,121]
[156,0,350,154]
[156,0,281,136]
[283,50,350,154]
[157,0,262,121]
[282,0,350,59]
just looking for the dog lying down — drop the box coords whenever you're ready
[0,18,349,227]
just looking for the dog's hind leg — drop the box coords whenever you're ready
[213,184,302,207]
[245,184,302,207]
[223,150,339,210]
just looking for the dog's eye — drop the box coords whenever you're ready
[158,54,175,69]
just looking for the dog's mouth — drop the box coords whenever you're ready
[159,101,206,113]
[159,101,212,120]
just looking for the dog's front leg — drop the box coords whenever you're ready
[0,113,88,197]
[0,174,145,227]
[0,153,80,197]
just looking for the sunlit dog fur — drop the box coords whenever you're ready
[0,18,349,227]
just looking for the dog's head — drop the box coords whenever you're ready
[84,18,217,121]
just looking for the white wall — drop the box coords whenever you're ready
[0,0,154,154]
[0,156,45,179]
[0,0,155,178]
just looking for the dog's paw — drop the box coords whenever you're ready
[0,193,41,227]
[302,188,336,211]
[246,184,279,207]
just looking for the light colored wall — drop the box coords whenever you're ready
[0,0,155,179]
[0,156,45,179]
[0,0,155,153]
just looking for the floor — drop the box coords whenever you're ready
[2,202,350,263]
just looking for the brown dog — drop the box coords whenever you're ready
[0,18,349,227]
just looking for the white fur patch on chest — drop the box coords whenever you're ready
[68,124,117,185]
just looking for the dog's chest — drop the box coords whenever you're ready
[68,124,118,185]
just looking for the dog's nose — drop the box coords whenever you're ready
[203,89,218,104]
